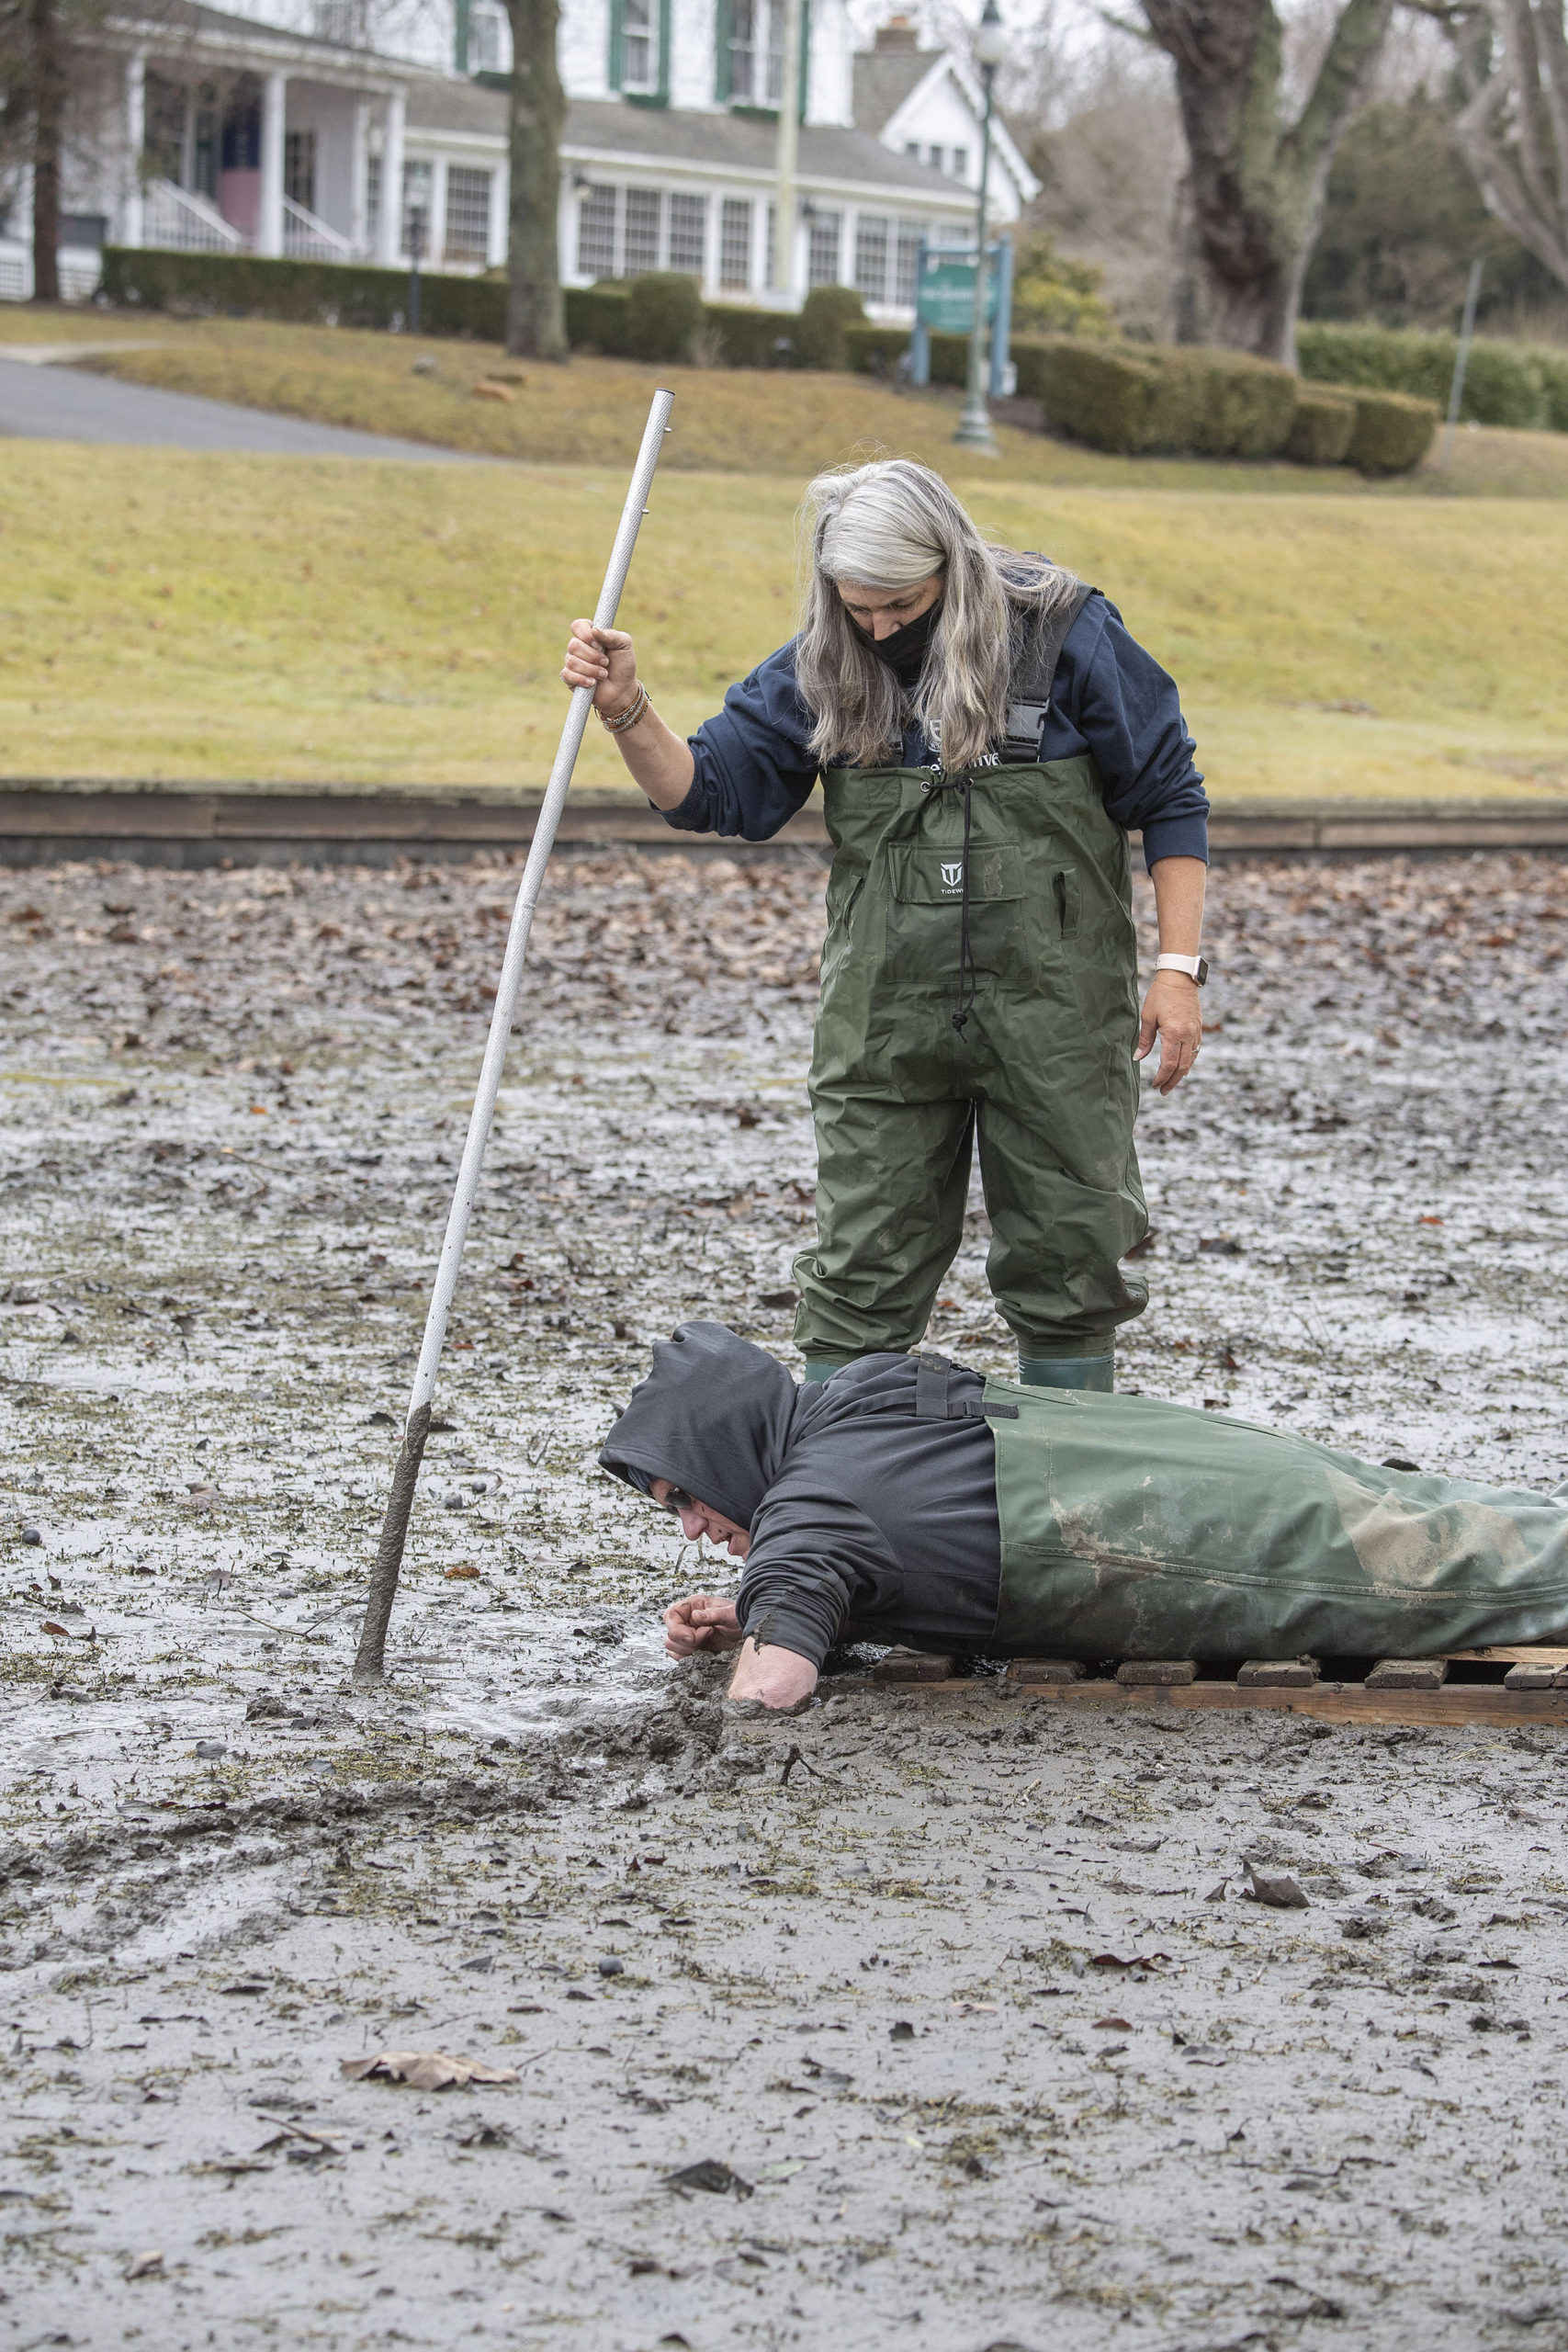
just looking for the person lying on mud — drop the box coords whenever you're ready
[600,1323,1568,1712]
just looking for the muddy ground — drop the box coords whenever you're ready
[2,848,1566,2351]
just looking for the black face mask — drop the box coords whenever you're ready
[850,598,942,685]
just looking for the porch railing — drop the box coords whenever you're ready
[143,179,243,254]
[283,197,361,263]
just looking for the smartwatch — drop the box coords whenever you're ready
[1156,953,1209,985]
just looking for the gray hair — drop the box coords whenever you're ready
[794,458,1082,774]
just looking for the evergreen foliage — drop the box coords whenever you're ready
[1008,235,1116,339]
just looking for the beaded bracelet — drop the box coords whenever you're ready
[599,682,650,735]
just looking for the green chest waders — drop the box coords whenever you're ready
[984,1379,1568,1661]
[791,748,1150,1373]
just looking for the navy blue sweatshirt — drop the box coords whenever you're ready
[663,594,1209,871]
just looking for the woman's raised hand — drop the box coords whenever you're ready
[562,618,637,714]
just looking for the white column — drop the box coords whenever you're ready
[487,158,507,269]
[377,89,405,266]
[257,70,287,257]
[839,203,855,288]
[121,52,146,247]
[350,98,371,254]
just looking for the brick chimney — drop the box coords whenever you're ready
[874,15,920,51]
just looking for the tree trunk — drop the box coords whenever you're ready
[1450,0,1568,294]
[504,0,568,360]
[1141,0,1395,363]
[29,0,64,304]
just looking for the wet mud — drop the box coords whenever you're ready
[3,850,1566,2347]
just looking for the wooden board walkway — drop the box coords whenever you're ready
[5,784,1568,870]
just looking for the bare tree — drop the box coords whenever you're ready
[0,0,69,299]
[1137,0,1397,361]
[1444,0,1568,291]
[504,0,567,357]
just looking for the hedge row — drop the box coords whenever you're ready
[1298,321,1568,434]
[100,247,1442,471]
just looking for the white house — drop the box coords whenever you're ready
[0,1,1037,318]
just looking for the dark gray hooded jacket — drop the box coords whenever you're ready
[599,1322,1002,1665]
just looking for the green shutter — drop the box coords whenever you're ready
[658,0,671,101]
[609,0,624,91]
[715,0,733,103]
[797,0,810,122]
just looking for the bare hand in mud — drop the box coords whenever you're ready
[664,1593,744,1657]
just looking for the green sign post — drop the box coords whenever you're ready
[906,239,1013,397]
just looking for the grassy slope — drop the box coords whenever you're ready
[1,439,1563,796]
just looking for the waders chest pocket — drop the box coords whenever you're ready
[885,841,1032,988]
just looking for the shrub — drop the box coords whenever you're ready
[843,322,908,377]
[1344,386,1438,472]
[706,304,795,368]
[101,244,509,336]
[1023,338,1299,458]
[1009,233,1116,340]
[565,283,632,354]
[1284,383,1357,465]
[793,284,865,371]
[1024,341,1155,450]
[623,272,705,364]
[1297,320,1568,433]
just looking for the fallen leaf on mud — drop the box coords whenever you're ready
[889,2020,914,2041]
[1090,1952,1173,1970]
[445,1566,480,1580]
[125,2250,164,2279]
[1093,2017,1134,2030]
[950,2002,998,2014]
[340,2051,520,2090]
[1242,1861,1310,1910]
[41,1620,95,1640]
[665,2159,754,2199]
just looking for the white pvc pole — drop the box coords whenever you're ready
[355,387,676,1681]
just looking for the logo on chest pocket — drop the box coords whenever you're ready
[940,861,964,892]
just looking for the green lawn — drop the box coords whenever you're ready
[1,435,1563,798]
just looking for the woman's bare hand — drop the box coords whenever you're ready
[663,1593,744,1657]
[1135,971,1203,1095]
[561,618,637,714]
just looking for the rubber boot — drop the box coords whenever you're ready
[1018,1354,1114,1392]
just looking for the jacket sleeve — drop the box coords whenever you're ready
[736,1489,903,1668]
[1047,597,1210,870]
[662,640,822,842]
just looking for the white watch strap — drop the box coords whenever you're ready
[1156,953,1203,978]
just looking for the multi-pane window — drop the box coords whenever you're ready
[400,158,433,254]
[853,214,888,303]
[765,200,777,287]
[284,128,316,213]
[951,147,969,180]
[624,187,662,274]
[577,184,616,277]
[903,141,919,159]
[468,6,503,69]
[445,165,492,263]
[669,192,706,277]
[895,220,926,306]
[807,208,841,288]
[622,0,657,91]
[927,144,944,171]
[719,198,752,289]
[365,153,381,245]
[730,0,783,106]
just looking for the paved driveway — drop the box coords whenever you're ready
[0,346,479,459]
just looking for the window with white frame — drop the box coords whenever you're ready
[951,146,969,179]
[903,140,919,159]
[765,200,777,285]
[807,208,840,288]
[927,144,944,171]
[624,187,662,274]
[401,158,433,254]
[577,183,616,276]
[853,213,888,303]
[468,5,504,69]
[366,153,382,244]
[621,0,659,92]
[668,192,706,277]
[894,220,926,306]
[445,165,491,263]
[730,0,784,107]
[719,196,752,289]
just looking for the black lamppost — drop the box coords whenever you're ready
[408,205,426,334]
[953,0,1006,453]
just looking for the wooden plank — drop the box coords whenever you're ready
[1447,1645,1568,1666]
[842,1677,1568,1730]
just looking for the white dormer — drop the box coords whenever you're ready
[852,16,1037,222]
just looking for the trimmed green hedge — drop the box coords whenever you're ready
[1299,320,1568,434]
[1017,339,1298,458]
[1285,384,1356,466]
[1343,386,1438,473]
[103,243,511,336]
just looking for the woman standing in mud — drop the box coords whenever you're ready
[560,458,1209,1391]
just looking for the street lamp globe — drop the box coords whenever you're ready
[974,0,1007,72]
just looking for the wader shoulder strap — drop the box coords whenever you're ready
[915,1351,1020,1421]
[1000,579,1096,763]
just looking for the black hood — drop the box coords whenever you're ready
[598,1322,801,1530]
